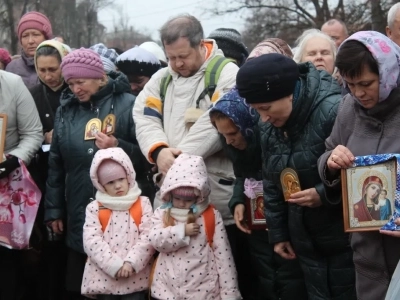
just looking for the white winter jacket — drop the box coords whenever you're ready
[133,40,239,224]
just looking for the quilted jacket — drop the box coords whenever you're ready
[44,72,152,253]
[261,63,355,299]
[219,113,307,299]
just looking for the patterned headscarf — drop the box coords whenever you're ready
[209,87,258,141]
[248,38,293,60]
[339,31,400,102]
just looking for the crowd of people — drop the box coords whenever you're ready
[1,2,400,300]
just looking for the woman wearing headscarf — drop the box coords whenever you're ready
[210,87,307,300]
[236,53,356,300]
[317,31,400,299]
[44,48,152,299]
[6,11,53,88]
[28,40,71,299]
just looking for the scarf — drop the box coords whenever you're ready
[95,184,142,211]
[169,198,210,222]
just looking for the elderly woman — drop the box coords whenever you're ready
[293,29,336,75]
[6,11,52,88]
[236,53,356,300]
[44,48,152,298]
[317,31,400,299]
[210,87,307,300]
[0,70,43,298]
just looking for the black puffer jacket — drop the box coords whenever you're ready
[261,63,355,300]
[44,72,153,253]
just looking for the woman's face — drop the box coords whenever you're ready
[36,55,62,88]
[342,65,380,109]
[67,78,104,102]
[21,29,45,57]
[250,95,293,127]
[365,183,381,200]
[302,36,335,74]
[128,75,150,96]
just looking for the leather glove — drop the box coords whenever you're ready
[0,156,20,179]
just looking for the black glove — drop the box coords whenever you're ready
[0,156,20,179]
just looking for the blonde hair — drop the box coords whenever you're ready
[162,192,199,227]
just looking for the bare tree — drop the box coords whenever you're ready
[210,0,395,49]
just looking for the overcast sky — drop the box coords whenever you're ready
[98,0,247,41]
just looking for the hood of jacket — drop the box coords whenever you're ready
[60,71,132,107]
[282,62,341,137]
[90,147,137,193]
[160,153,211,203]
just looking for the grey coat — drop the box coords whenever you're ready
[318,89,400,300]
[0,70,42,164]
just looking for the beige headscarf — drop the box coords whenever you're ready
[247,38,293,60]
[34,40,71,91]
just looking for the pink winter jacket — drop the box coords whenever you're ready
[149,153,241,300]
[81,148,155,296]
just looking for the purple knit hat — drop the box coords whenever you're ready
[17,11,53,40]
[60,48,104,82]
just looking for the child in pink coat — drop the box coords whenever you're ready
[81,147,155,299]
[149,153,241,300]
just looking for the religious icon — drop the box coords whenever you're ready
[342,158,396,232]
[0,114,7,162]
[280,168,301,201]
[102,114,116,136]
[244,178,267,230]
[84,118,102,140]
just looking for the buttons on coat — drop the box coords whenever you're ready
[87,148,94,155]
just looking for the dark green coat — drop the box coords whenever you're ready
[44,72,152,253]
[261,63,355,300]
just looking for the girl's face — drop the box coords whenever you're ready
[103,178,129,197]
[172,196,196,209]
[365,183,381,200]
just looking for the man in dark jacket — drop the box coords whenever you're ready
[236,54,356,300]
[210,88,307,300]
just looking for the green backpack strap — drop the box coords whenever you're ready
[159,73,172,103]
[196,56,235,107]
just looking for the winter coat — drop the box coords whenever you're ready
[216,118,308,300]
[133,39,239,225]
[261,63,355,300]
[29,82,67,190]
[81,147,154,296]
[149,153,240,300]
[0,70,42,164]
[318,88,400,300]
[5,52,39,89]
[44,71,152,253]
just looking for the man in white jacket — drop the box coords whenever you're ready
[133,15,238,227]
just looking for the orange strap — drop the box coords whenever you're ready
[202,204,215,248]
[98,198,142,231]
